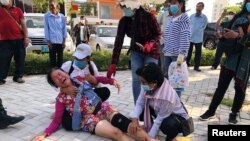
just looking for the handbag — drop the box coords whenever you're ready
[180,117,194,136]
[177,102,195,136]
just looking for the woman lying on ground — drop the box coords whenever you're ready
[32,68,158,141]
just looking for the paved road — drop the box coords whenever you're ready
[0,66,249,141]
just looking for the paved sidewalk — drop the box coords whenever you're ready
[0,66,249,141]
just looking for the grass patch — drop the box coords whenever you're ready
[205,93,233,107]
[221,98,233,107]
[205,93,213,97]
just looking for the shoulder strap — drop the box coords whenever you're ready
[2,7,21,29]
[68,61,74,75]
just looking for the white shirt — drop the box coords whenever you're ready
[61,61,99,78]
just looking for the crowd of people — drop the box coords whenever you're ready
[0,0,250,141]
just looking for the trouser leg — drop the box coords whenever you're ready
[49,44,57,68]
[186,42,194,65]
[56,44,64,67]
[231,78,248,113]
[208,67,234,113]
[13,39,25,80]
[0,40,14,80]
[194,43,202,69]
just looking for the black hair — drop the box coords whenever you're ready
[197,2,205,8]
[46,67,64,88]
[136,62,164,87]
[228,0,249,29]
[169,0,186,13]
[86,56,95,75]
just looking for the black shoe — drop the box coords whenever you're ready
[0,111,25,129]
[211,66,216,70]
[228,113,238,125]
[194,68,201,72]
[0,80,6,85]
[199,110,215,121]
[13,78,25,83]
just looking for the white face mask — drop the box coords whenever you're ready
[227,15,234,21]
[0,0,10,6]
[80,20,85,24]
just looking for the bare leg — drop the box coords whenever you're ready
[109,112,156,141]
[95,120,135,141]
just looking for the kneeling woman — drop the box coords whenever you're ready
[130,62,191,141]
[32,68,157,141]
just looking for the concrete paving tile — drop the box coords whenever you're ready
[0,68,249,141]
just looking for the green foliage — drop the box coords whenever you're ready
[79,3,97,16]
[221,98,233,107]
[32,0,64,13]
[188,49,215,66]
[225,5,241,14]
[8,49,217,75]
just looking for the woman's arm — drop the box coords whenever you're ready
[32,100,65,141]
[148,100,174,137]
[179,14,191,56]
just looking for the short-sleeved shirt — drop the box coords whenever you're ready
[61,61,99,78]
[0,6,24,40]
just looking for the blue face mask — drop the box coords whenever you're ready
[170,4,179,14]
[142,85,153,91]
[74,59,87,69]
[246,2,250,12]
[123,8,134,17]
[163,7,169,12]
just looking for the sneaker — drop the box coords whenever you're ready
[0,80,6,85]
[199,110,215,121]
[228,113,238,125]
[211,66,216,70]
[0,111,25,129]
[13,78,25,83]
[194,68,201,72]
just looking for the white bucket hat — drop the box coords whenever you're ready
[73,43,92,60]
[118,0,141,10]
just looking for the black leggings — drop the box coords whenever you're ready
[208,67,247,114]
[61,87,110,131]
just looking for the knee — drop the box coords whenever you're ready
[111,128,124,139]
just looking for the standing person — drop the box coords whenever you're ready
[199,0,250,124]
[0,0,30,84]
[0,97,25,129]
[186,2,207,72]
[129,62,191,141]
[211,10,236,70]
[44,0,67,68]
[106,0,161,104]
[162,0,190,78]
[157,0,171,71]
[73,15,90,46]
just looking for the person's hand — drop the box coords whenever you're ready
[31,133,46,141]
[220,9,227,18]
[24,38,30,48]
[136,42,144,52]
[85,74,98,86]
[62,41,66,49]
[107,64,117,78]
[223,28,240,39]
[216,31,223,39]
[48,42,52,49]
[60,86,78,95]
[128,118,140,134]
[177,54,185,65]
[112,79,120,94]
